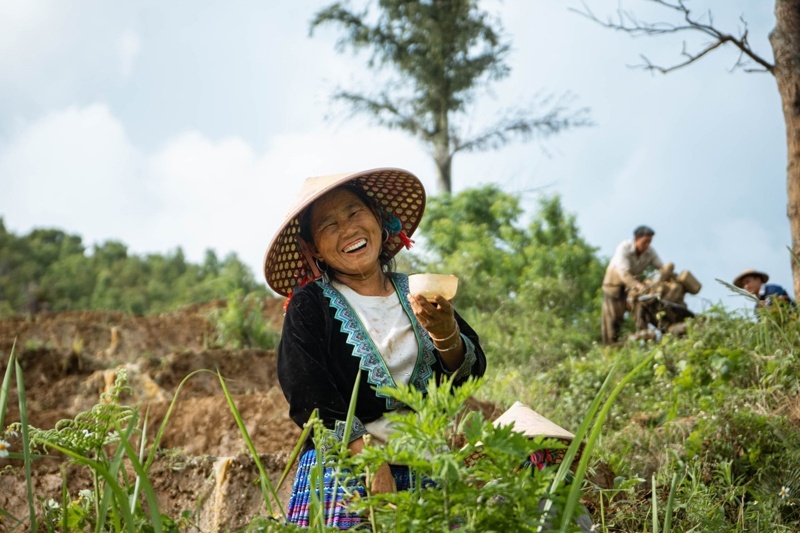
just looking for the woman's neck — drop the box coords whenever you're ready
[334,270,393,296]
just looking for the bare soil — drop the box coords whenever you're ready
[0,299,507,531]
[0,299,302,531]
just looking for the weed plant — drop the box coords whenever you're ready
[497,299,800,532]
[210,289,280,350]
[3,345,640,532]
[4,284,800,531]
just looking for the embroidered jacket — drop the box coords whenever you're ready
[277,273,486,448]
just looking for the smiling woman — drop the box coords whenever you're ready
[302,186,387,289]
[262,167,487,529]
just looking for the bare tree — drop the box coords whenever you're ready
[577,0,800,298]
[311,0,591,194]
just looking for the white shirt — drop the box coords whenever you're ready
[604,239,663,289]
[332,282,417,444]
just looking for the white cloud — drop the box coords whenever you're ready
[144,124,432,281]
[1,102,432,288]
[0,104,145,240]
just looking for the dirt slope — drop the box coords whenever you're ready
[0,299,301,531]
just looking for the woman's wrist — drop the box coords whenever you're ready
[429,320,459,343]
[435,335,462,352]
[431,321,461,352]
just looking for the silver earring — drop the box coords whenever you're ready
[382,228,390,243]
[314,258,330,284]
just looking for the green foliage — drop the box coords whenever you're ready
[417,187,603,366]
[325,378,576,532]
[509,301,800,532]
[210,290,280,350]
[28,371,135,456]
[7,365,179,532]
[0,219,269,316]
[686,404,800,487]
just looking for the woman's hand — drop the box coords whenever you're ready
[406,294,457,340]
[371,462,397,494]
[407,293,464,369]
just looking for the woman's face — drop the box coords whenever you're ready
[309,188,383,280]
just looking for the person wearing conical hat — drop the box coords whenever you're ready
[733,269,795,309]
[264,168,486,529]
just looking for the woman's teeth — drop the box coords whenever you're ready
[344,239,367,253]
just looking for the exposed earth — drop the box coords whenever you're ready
[0,300,506,531]
[0,299,302,531]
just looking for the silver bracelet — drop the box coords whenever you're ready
[436,336,461,352]
[429,322,459,343]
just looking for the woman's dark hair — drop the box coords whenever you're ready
[298,181,396,282]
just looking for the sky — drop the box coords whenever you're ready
[0,0,787,313]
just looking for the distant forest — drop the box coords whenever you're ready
[0,218,268,316]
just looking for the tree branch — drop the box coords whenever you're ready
[454,96,592,154]
[331,90,427,137]
[573,0,774,74]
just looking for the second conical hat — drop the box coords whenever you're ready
[493,401,574,441]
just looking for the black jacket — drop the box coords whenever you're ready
[277,273,486,449]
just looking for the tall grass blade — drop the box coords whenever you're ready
[61,466,69,532]
[114,417,163,533]
[130,408,149,511]
[716,278,758,303]
[15,358,37,532]
[652,473,659,533]
[340,370,362,450]
[559,352,656,532]
[217,370,283,517]
[538,362,618,531]
[276,409,318,494]
[144,368,211,472]
[309,455,326,532]
[0,339,17,431]
[0,508,23,531]
[41,440,136,533]
[96,416,138,533]
[323,369,363,529]
[663,471,679,533]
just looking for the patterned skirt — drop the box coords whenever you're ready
[285,449,432,529]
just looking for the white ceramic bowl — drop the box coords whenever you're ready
[408,273,459,301]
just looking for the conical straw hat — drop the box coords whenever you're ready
[263,168,425,296]
[732,268,769,289]
[493,401,575,441]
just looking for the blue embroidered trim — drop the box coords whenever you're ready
[320,274,439,410]
[321,281,401,410]
[334,418,367,443]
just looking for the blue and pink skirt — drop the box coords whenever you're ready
[285,449,432,529]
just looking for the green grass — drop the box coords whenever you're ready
[3,291,799,531]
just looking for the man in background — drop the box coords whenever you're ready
[601,225,663,344]
[733,269,795,309]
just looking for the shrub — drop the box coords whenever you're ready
[210,290,280,350]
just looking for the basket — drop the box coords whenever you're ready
[677,270,702,295]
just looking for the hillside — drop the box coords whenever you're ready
[0,299,301,531]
